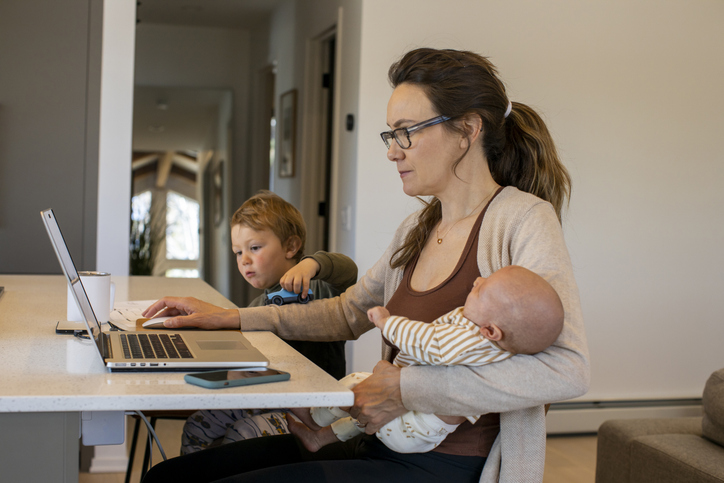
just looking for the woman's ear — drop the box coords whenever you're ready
[284,236,302,259]
[458,114,484,149]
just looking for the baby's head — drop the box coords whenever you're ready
[230,191,306,289]
[463,266,564,355]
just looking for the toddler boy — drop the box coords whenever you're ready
[181,190,357,454]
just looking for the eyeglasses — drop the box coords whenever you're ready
[380,115,450,149]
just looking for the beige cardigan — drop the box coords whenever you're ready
[241,187,590,482]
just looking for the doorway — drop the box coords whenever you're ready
[301,29,337,254]
[131,86,232,281]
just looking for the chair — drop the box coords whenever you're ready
[125,410,194,483]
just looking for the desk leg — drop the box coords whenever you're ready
[0,411,80,482]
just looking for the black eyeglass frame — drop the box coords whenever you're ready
[380,115,451,149]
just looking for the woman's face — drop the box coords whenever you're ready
[385,83,461,198]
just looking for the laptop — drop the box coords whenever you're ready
[41,208,269,372]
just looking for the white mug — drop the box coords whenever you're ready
[67,271,116,323]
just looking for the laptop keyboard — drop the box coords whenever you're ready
[120,333,193,359]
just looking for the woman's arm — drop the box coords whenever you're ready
[238,263,383,341]
[399,198,590,416]
[237,218,413,340]
[143,212,410,336]
[143,250,371,336]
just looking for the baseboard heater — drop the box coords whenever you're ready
[545,398,703,434]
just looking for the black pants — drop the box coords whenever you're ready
[143,434,486,483]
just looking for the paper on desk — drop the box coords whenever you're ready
[110,299,171,331]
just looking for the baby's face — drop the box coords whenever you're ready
[462,276,491,327]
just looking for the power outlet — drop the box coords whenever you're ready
[81,411,125,445]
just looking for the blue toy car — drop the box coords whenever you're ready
[264,288,314,306]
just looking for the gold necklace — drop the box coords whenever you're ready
[435,186,498,244]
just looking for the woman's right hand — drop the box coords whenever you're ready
[142,297,240,330]
[348,360,407,435]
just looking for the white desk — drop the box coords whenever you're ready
[0,275,353,482]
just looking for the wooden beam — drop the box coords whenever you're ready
[131,153,159,171]
[156,151,173,189]
[172,153,199,173]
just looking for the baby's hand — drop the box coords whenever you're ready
[280,258,320,297]
[367,306,390,331]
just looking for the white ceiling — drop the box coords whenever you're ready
[133,86,229,153]
[133,1,278,157]
[136,0,281,30]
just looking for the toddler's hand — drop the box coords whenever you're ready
[367,306,390,331]
[280,258,320,298]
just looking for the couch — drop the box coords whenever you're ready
[596,367,724,483]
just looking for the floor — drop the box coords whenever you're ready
[543,434,598,483]
[80,419,598,483]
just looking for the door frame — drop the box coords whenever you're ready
[299,26,338,254]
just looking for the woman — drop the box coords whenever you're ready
[143,48,589,483]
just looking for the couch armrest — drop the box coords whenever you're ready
[703,368,724,446]
[631,433,724,483]
[595,417,702,483]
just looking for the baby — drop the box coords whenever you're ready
[288,265,565,453]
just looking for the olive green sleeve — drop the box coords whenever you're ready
[304,251,358,293]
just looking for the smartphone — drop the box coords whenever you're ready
[184,368,290,389]
[55,320,88,335]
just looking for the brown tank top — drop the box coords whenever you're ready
[385,189,502,457]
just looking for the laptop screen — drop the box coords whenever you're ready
[40,209,103,338]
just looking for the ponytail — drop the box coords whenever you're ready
[491,102,571,221]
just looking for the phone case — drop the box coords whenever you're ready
[184,369,290,389]
[55,320,88,334]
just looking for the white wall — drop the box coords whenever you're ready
[267,0,361,243]
[97,0,135,276]
[352,0,724,398]
[134,24,249,87]
[267,1,297,200]
[95,1,136,468]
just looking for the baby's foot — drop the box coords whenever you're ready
[289,407,322,431]
[286,413,339,453]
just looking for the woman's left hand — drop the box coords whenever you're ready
[348,360,406,435]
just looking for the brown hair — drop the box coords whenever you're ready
[388,48,571,269]
[230,190,306,262]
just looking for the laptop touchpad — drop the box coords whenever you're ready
[197,340,248,351]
